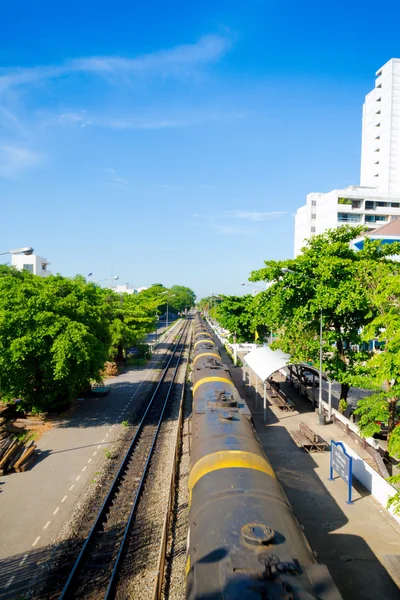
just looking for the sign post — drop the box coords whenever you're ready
[329,440,353,504]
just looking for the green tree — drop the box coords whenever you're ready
[354,273,400,457]
[213,294,268,343]
[168,285,196,313]
[0,269,111,412]
[250,226,400,401]
[107,290,159,364]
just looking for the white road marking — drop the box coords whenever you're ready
[93,451,97,456]
[88,458,92,463]
[19,554,28,566]
[101,438,105,443]
[75,475,81,481]
[97,445,101,449]
[61,495,67,503]
[44,521,51,530]
[5,575,15,588]
[69,484,75,490]
[105,433,109,438]
[32,536,41,547]
[82,466,87,472]
[109,428,113,432]
[53,507,60,515]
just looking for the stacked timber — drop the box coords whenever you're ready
[0,416,42,475]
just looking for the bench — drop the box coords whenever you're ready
[269,383,295,412]
[291,422,328,452]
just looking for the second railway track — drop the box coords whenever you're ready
[59,319,191,599]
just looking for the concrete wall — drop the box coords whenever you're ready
[341,441,400,526]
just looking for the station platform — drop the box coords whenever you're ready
[217,344,400,600]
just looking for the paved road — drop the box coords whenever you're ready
[0,334,177,599]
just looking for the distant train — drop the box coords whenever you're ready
[186,315,341,599]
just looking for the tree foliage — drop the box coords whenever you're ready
[0,268,194,413]
[354,273,400,455]
[250,226,400,401]
[215,295,269,343]
[0,269,111,412]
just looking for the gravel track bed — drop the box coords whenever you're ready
[28,333,183,600]
[115,328,191,599]
[162,384,192,600]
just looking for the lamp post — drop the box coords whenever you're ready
[161,291,176,330]
[281,268,325,424]
[0,246,34,256]
[92,276,119,285]
[240,282,265,297]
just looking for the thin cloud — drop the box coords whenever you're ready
[59,111,91,128]
[103,167,129,186]
[0,35,231,95]
[0,145,43,178]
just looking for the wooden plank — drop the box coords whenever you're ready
[19,453,37,472]
[0,439,18,467]
[14,445,36,470]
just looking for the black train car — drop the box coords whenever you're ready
[186,316,341,600]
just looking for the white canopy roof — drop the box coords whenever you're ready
[243,346,290,382]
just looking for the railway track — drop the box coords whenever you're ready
[59,320,190,599]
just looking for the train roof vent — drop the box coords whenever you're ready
[196,358,228,370]
[241,523,275,547]
[210,390,237,408]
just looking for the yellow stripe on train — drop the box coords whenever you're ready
[193,352,221,364]
[192,376,234,394]
[193,339,216,350]
[188,450,275,499]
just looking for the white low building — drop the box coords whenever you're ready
[295,186,400,255]
[11,253,51,277]
[295,58,400,256]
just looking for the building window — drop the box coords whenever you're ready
[311,200,316,206]
[391,203,399,208]
[23,264,34,273]
[365,201,374,210]
[311,214,316,219]
[41,264,46,271]
[337,213,361,223]
[311,227,316,233]
[365,215,387,223]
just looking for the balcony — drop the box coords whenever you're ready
[337,213,362,223]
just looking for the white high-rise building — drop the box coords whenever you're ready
[360,59,400,195]
[294,58,400,256]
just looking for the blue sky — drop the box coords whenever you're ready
[1,1,400,299]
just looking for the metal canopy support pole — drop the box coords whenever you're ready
[234,344,237,366]
[242,367,246,387]
[318,307,325,424]
[263,382,267,423]
[328,380,332,422]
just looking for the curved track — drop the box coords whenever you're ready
[59,320,189,599]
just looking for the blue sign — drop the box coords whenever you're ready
[329,441,353,504]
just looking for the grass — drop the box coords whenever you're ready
[126,356,147,367]
[104,449,112,459]
[121,420,129,427]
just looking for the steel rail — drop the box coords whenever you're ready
[105,321,191,599]
[151,322,192,599]
[59,320,189,600]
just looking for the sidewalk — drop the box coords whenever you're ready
[217,342,400,600]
